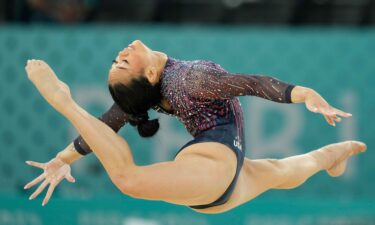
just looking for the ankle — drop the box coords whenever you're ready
[308,150,329,170]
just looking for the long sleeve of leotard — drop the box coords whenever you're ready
[73,103,129,155]
[184,63,295,103]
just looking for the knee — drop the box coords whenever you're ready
[111,169,142,198]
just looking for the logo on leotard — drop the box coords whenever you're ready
[233,136,242,150]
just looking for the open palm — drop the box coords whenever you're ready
[24,157,75,206]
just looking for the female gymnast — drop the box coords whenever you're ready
[24,40,366,214]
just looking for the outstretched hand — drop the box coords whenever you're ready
[305,90,352,126]
[24,158,75,206]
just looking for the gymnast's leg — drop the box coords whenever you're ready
[25,60,237,206]
[235,141,367,205]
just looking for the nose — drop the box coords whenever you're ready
[119,49,129,56]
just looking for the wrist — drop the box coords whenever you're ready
[304,88,318,102]
[56,143,83,165]
[291,86,313,103]
[53,155,66,166]
[56,152,70,165]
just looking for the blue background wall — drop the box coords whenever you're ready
[0,26,374,225]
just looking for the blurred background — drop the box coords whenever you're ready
[0,0,374,225]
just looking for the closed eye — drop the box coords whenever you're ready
[112,59,129,65]
[112,59,127,70]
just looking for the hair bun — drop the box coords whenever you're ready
[137,118,159,137]
[128,113,148,126]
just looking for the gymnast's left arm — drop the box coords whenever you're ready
[185,63,352,126]
[185,63,295,103]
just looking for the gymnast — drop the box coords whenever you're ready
[24,40,366,214]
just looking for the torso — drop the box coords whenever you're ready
[153,57,246,211]
[153,57,245,140]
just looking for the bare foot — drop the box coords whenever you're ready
[25,60,72,114]
[327,141,367,177]
[310,141,367,177]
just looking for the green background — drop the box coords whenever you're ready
[0,26,374,225]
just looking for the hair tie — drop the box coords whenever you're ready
[128,113,149,126]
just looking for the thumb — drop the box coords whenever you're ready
[65,173,76,183]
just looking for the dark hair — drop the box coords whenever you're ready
[108,76,162,137]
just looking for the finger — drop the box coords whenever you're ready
[328,109,348,121]
[320,107,338,119]
[65,173,76,183]
[320,107,332,116]
[326,108,338,116]
[333,108,352,117]
[29,180,48,200]
[328,114,340,124]
[26,161,45,169]
[42,184,56,206]
[328,117,336,126]
[328,112,340,121]
[42,177,62,206]
[324,115,335,126]
[24,173,45,189]
[333,116,342,123]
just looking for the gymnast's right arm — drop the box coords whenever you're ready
[56,103,129,163]
[25,103,129,205]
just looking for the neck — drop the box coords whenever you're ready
[153,51,168,81]
[152,51,170,110]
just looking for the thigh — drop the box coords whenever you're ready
[192,157,286,214]
[130,142,237,206]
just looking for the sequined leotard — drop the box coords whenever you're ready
[73,57,295,209]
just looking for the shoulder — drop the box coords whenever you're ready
[188,60,228,77]
[185,60,227,82]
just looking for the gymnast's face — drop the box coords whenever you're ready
[108,40,155,85]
